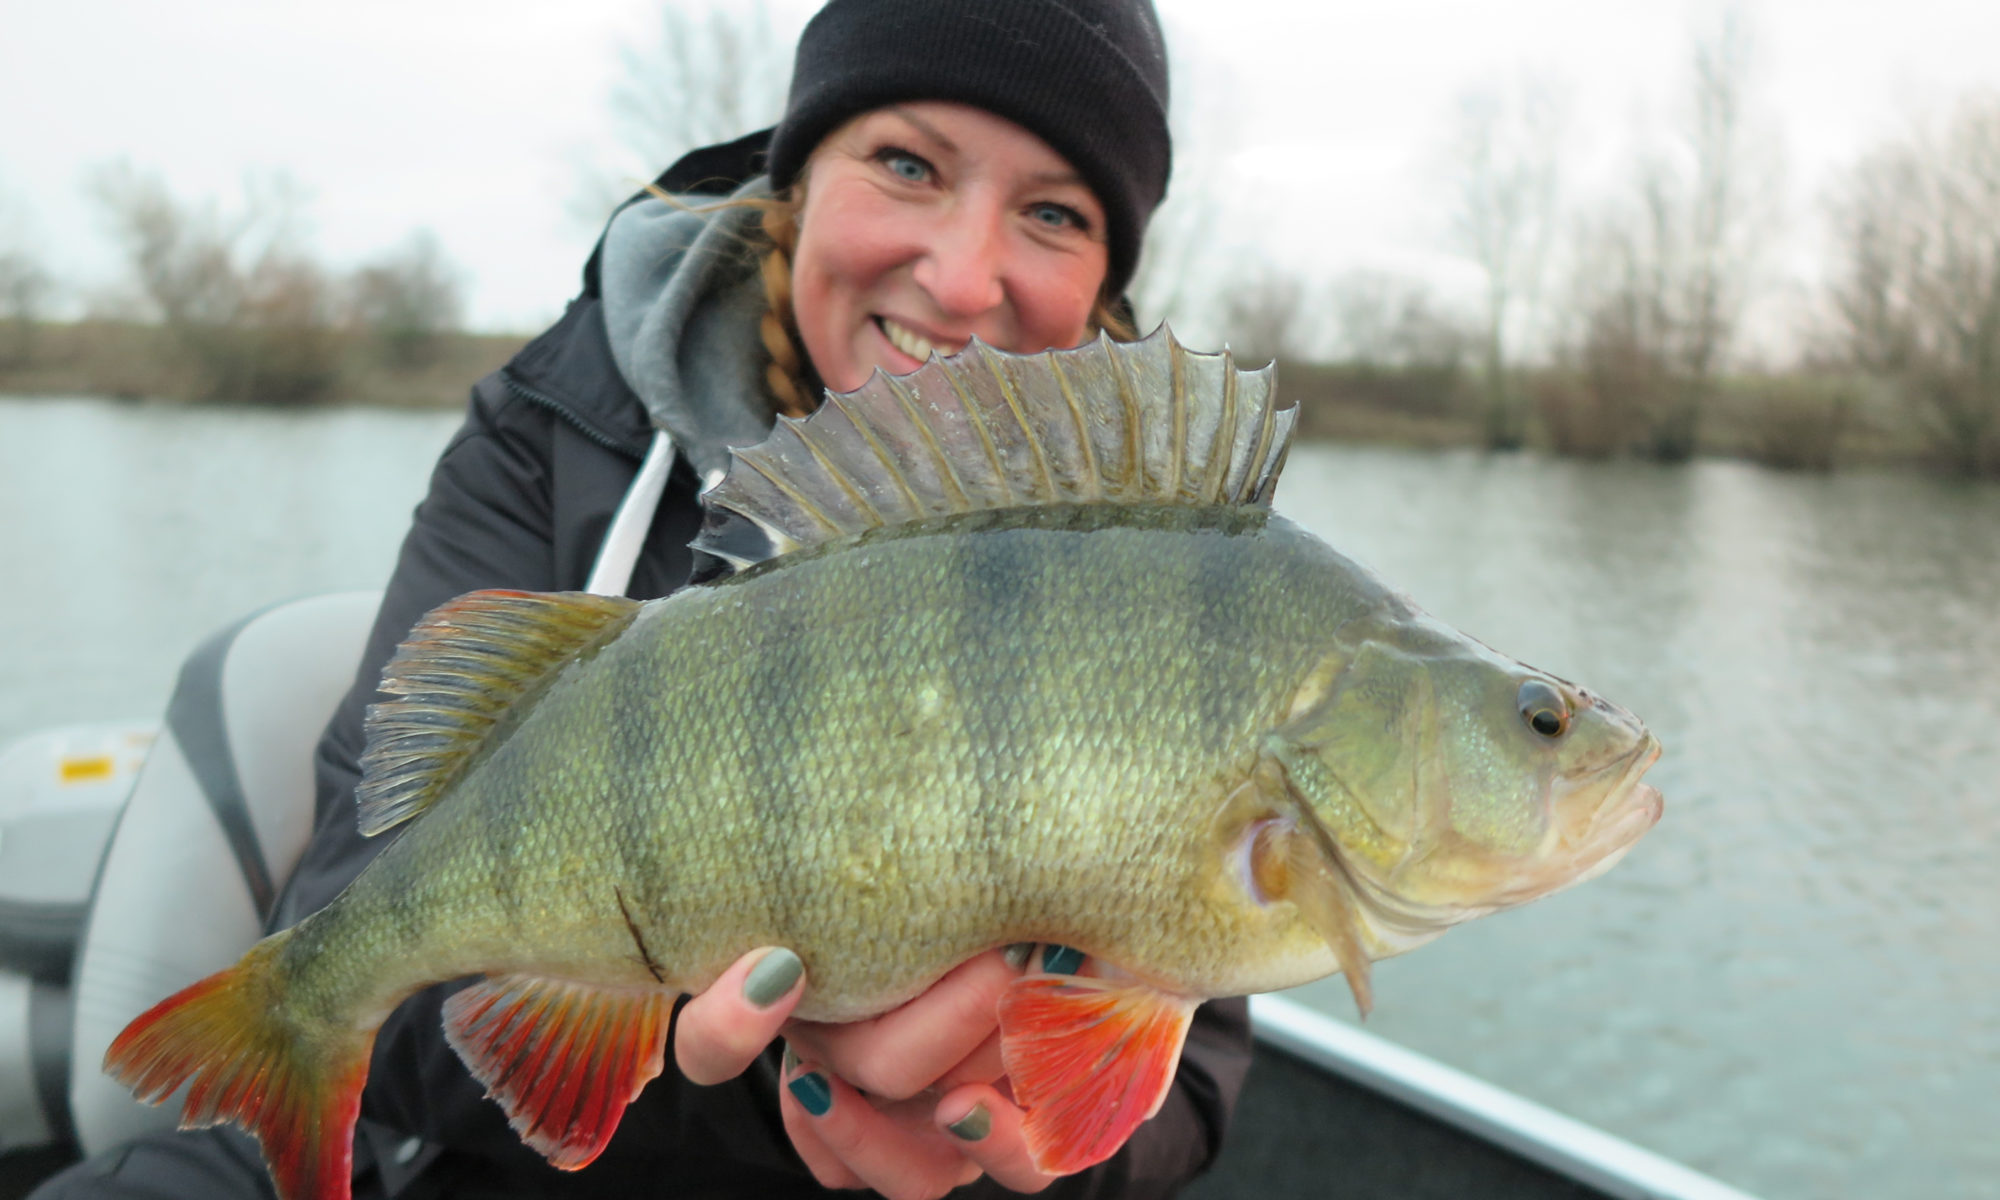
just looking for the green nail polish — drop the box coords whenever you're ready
[788,1071,832,1116]
[946,1104,991,1141]
[744,948,803,1008]
[782,1044,800,1074]
[1042,944,1084,975]
[1003,942,1035,970]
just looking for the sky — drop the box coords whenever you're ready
[3,0,1998,345]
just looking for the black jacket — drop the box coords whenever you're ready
[273,285,1253,1194]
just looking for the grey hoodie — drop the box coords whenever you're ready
[598,182,788,481]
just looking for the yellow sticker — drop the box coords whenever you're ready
[59,755,118,784]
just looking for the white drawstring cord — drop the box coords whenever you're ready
[585,428,677,597]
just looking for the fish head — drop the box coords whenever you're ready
[1266,607,1663,964]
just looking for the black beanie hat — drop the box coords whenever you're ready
[766,0,1172,298]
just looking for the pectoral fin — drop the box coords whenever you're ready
[1249,814,1376,1017]
[441,973,674,1170]
[996,975,1199,1174]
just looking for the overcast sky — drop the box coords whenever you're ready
[3,0,1998,340]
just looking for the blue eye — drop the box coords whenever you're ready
[1029,203,1084,231]
[879,150,930,183]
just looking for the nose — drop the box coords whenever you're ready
[912,199,1006,317]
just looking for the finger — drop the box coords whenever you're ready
[778,1067,866,1191]
[934,1028,1006,1091]
[674,947,804,1085]
[784,949,1022,1099]
[936,1083,1061,1194]
[783,1050,984,1200]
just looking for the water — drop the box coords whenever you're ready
[0,396,464,739]
[3,396,1996,1198]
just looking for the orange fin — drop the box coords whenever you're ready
[103,931,372,1200]
[441,973,674,1170]
[997,975,1199,1174]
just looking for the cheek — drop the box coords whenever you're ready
[1013,249,1107,346]
[792,193,919,382]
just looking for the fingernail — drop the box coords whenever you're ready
[946,1103,991,1141]
[788,1070,833,1117]
[782,1044,800,1074]
[1003,942,1036,970]
[744,948,803,1008]
[1042,944,1084,975]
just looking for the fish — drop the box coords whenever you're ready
[103,328,1663,1200]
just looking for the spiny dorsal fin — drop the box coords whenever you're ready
[692,326,1293,574]
[356,590,639,836]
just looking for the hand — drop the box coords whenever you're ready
[780,945,1091,1198]
[673,944,1089,1198]
[780,1065,1068,1198]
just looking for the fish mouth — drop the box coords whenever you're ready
[1522,733,1664,900]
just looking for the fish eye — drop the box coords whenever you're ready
[1517,679,1571,740]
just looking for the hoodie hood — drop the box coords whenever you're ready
[598,179,785,481]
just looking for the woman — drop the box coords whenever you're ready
[33,2,1250,1197]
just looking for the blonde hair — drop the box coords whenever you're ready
[653,182,1138,419]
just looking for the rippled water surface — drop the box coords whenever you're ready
[3,396,1996,1198]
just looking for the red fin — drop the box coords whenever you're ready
[442,973,674,1170]
[103,932,372,1200]
[997,975,1200,1175]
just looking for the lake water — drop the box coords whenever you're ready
[3,394,1996,1199]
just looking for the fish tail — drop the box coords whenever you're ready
[104,929,372,1200]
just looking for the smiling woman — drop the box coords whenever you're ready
[789,103,1114,393]
[23,3,1255,1200]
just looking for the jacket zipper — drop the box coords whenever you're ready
[499,369,646,461]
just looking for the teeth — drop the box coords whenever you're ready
[881,318,958,362]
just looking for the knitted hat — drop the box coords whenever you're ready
[766,0,1172,297]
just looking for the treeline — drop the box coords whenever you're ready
[1137,18,2000,478]
[0,164,495,407]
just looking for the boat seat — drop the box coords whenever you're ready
[0,724,152,1154]
[63,591,381,1156]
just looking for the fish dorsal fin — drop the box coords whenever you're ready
[356,590,639,836]
[692,326,1293,574]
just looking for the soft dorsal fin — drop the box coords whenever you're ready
[356,590,639,836]
[692,326,1294,574]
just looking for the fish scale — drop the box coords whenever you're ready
[100,330,1661,1200]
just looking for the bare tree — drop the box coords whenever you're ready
[1447,75,1567,449]
[1127,21,1244,342]
[349,230,466,369]
[0,250,48,367]
[1220,267,1306,366]
[1553,8,1775,460]
[87,163,345,404]
[575,1,795,226]
[1825,95,2000,475]
[1325,270,1470,372]
[0,182,51,367]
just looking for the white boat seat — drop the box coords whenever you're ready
[64,591,381,1156]
[0,724,153,1153]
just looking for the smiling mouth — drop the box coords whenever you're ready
[878,316,963,363]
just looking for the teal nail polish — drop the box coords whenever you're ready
[788,1071,833,1116]
[1042,944,1084,975]
[744,948,803,1008]
[1003,942,1035,970]
[946,1104,992,1141]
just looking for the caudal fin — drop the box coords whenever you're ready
[104,931,373,1200]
